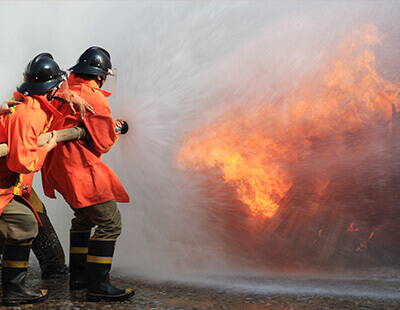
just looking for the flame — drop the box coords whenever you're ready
[179,119,293,217]
[178,24,400,219]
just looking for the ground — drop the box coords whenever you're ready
[0,268,399,310]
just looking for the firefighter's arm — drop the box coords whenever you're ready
[68,91,95,119]
[83,97,118,154]
[6,108,56,173]
[53,90,94,120]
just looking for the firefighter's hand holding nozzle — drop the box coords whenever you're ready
[43,130,58,152]
[115,119,129,135]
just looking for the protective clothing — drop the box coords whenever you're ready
[0,198,38,242]
[0,92,59,305]
[86,238,134,301]
[41,72,132,299]
[0,92,61,218]
[30,189,68,279]
[2,242,48,306]
[42,74,129,208]
[0,53,63,306]
[69,46,112,77]
[69,230,91,290]
[69,200,121,290]
[17,53,65,96]
[71,200,121,239]
[0,96,67,279]
[0,190,68,279]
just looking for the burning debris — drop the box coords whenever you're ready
[178,25,400,270]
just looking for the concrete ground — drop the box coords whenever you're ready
[1,268,399,310]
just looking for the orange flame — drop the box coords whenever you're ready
[178,24,400,219]
[179,120,293,217]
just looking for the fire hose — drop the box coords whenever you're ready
[0,121,128,158]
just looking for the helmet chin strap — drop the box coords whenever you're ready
[97,75,106,88]
[46,87,59,101]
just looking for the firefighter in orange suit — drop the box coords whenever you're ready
[0,53,65,306]
[0,93,91,281]
[41,46,134,302]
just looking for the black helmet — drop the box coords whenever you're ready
[17,53,65,96]
[69,46,112,76]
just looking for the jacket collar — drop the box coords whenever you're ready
[68,74,112,97]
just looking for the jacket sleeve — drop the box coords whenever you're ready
[6,107,49,174]
[41,171,56,198]
[82,95,118,155]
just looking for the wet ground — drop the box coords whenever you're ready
[1,268,399,310]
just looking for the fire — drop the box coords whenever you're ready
[179,117,293,217]
[178,24,400,219]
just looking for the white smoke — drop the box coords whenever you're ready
[0,0,400,284]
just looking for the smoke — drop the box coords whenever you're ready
[1,0,400,284]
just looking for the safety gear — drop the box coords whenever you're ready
[2,243,48,306]
[0,192,68,279]
[69,47,113,77]
[17,53,66,96]
[86,239,134,302]
[71,200,121,239]
[32,210,68,279]
[69,230,91,290]
[41,264,68,280]
[0,92,61,216]
[42,74,129,208]
[0,198,38,247]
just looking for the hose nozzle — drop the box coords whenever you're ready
[115,121,129,135]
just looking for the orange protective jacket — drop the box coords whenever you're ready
[41,74,129,208]
[0,92,60,219]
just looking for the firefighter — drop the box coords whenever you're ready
[0,52,65,306]
[41,46,134,302]
[0,83,93,281]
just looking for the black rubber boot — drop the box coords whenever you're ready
[32,211,68,279]
[86,239,134,302]
[69,230,91,290]
[2,243,48,306]
[41,264,69,280]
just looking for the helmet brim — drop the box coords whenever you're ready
[17,77,64,96]
[69,63,108,76]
